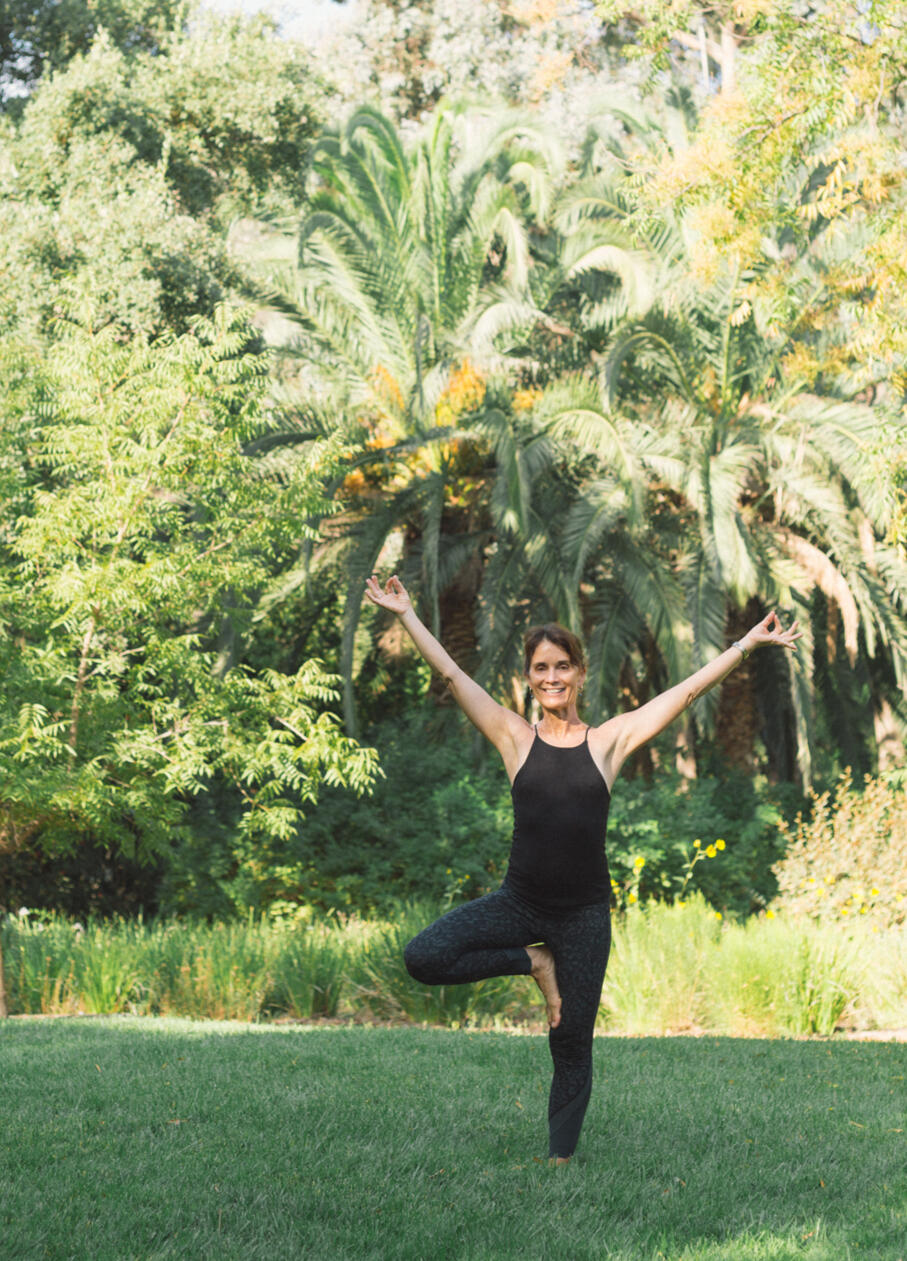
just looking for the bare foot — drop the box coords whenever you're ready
[548,1156,571,1167]
[526,944,562,1029]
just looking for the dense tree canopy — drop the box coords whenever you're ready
[0,0,183,99]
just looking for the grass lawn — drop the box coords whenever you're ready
[1,1017,905,1260]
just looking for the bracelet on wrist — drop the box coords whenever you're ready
[731,640,750,661]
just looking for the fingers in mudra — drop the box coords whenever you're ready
[755,611,802,649]
[364,573,410,612]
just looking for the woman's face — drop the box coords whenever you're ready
[527,639,585,714]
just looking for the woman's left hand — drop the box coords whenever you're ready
[742,611,802,652]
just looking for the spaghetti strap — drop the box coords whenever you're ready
[583,726,590,743]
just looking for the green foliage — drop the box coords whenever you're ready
[242,102,574,730]
[159,713,514,918]
[246,98,906,786]
[153,708,801,920]
[0,14,324,340]
[0,308,377,863]
[4,900,906,1038]
[0,136,231,339]
[772,767,907,927]
[315,0,619,135]
[8,17,320,218]
[603,893,865,1037]
[1,0,905,919]
[605,770,799,915]
[0,0,183,97]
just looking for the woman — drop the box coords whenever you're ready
[364,573,801,1164]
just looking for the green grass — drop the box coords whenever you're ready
[2,1017,905,1260]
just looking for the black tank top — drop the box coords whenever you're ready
[504,726,611,909]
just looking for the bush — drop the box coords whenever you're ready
[772,768,907,927]
[606,769,801,915]
[194,713,517,917]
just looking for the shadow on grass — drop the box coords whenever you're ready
[1,1017,905,1260]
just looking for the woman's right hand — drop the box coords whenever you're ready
[364,574,413,616]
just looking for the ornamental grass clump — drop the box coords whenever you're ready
[771,769,907,927]
[264,919,351,1019]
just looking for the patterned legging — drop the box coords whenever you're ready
[403,884,611,1158]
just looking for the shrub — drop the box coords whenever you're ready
[606,769,800,915]
[772,768,907,927]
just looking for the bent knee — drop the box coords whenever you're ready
[404,934,440,985]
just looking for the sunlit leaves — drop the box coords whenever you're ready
[0,312,377,858]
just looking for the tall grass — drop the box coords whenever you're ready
[3,897,906,1036]
[600,897,869,1037]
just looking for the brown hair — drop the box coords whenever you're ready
[523,623,586,675]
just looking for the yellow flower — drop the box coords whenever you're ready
[677,900,686,908]
[714,911,723,921]
[765,909,776,920]
[512,386,542,413]
[715,839,726,851]
[871,887,879,896]
[634,856,646,870]
[628,892,638,905]
[693,839,701,849]
[841,908,849,916]
[859,906,868,914]
[706,845,717,858]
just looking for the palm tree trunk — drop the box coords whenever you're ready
[874,698,905,771]
[428,553,482,705]
[714,602,761,772]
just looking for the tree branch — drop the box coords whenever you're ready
[68,607,100,758]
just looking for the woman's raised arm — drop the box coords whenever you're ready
[364,575,526,766]
[603,611,802,777]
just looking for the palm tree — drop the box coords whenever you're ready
[243,104,570,731]
[241,94,906,780]
[544,168,907,782]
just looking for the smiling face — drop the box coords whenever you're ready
[526,639,586,715]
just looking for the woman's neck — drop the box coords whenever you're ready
[537,709,584,740]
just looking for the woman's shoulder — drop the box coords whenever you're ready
[586,714,626,745]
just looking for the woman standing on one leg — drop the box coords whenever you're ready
[364,574,800,1164]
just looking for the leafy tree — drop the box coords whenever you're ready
[0,309,377,875]
[8,15,322,219]
[594,1,907,392]
[0,0,182,100]
[0,136,231,340]
[0,13,325,340]
[313,0,629,143]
